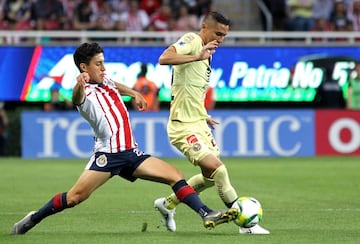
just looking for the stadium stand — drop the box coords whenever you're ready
[1,0,360,45]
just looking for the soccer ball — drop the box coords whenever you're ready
[231,196,263,228]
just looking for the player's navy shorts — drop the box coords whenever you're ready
[85,148,151,182]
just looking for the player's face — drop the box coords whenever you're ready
[82,53,106,83]
[204,22,229,44]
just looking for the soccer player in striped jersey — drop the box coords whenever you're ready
[11,42,238,235]
[154,11,270,234]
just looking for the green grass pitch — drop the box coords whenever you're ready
[0,156,359,244]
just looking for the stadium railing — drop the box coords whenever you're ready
[1,30,360,46]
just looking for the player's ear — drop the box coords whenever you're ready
[201,22,207,29]
[79,63,87,72]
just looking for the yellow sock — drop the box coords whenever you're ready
[211,164,238,206]
[165,195,179,210]
[187,173,214,193]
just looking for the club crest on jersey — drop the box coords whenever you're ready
[96,154,108,167]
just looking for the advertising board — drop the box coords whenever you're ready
[21,110,315,158]
[2,46,359,106]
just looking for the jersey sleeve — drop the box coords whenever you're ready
[173,32,198,55]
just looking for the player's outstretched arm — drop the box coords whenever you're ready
[159,41,218,66]
[158,46,200,65]
[115,82,147,111]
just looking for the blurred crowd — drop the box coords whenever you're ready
[265,0,360,32]
[2,0,360,34]
[0,0,212,32]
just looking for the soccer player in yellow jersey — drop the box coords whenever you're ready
[154,11,270,234]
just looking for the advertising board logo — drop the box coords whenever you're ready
[315,110,360,155]
[211,110,314,157]
[328,118,360,153]
[22,110,315,159]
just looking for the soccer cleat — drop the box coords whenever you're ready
[203,208,238,229]
[239,224,270,234]
[11,211,37,235]
[154,198,176,232]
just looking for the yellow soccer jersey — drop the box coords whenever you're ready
[170,32,211,122]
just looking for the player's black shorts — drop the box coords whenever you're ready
[85,148,151,182]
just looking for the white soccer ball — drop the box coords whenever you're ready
[231,196,263,228]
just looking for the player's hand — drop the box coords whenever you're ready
[199,40,219,60]
[133,92,147,111]
[76,72,90,87]
[206,117,219,129]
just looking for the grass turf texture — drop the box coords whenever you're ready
[0,157,359,244]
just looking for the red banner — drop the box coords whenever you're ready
[316,110,360,155]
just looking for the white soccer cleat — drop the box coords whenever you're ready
[239,224,270,234]
[154,198,176,232]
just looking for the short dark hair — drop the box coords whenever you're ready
[73,42,104,72]
[204,11,231,26]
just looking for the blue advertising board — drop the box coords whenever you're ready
[2,46,359,102]
[22,110,315,158]
[0,46,34,100]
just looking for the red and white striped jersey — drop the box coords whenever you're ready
[77,77,138,153]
